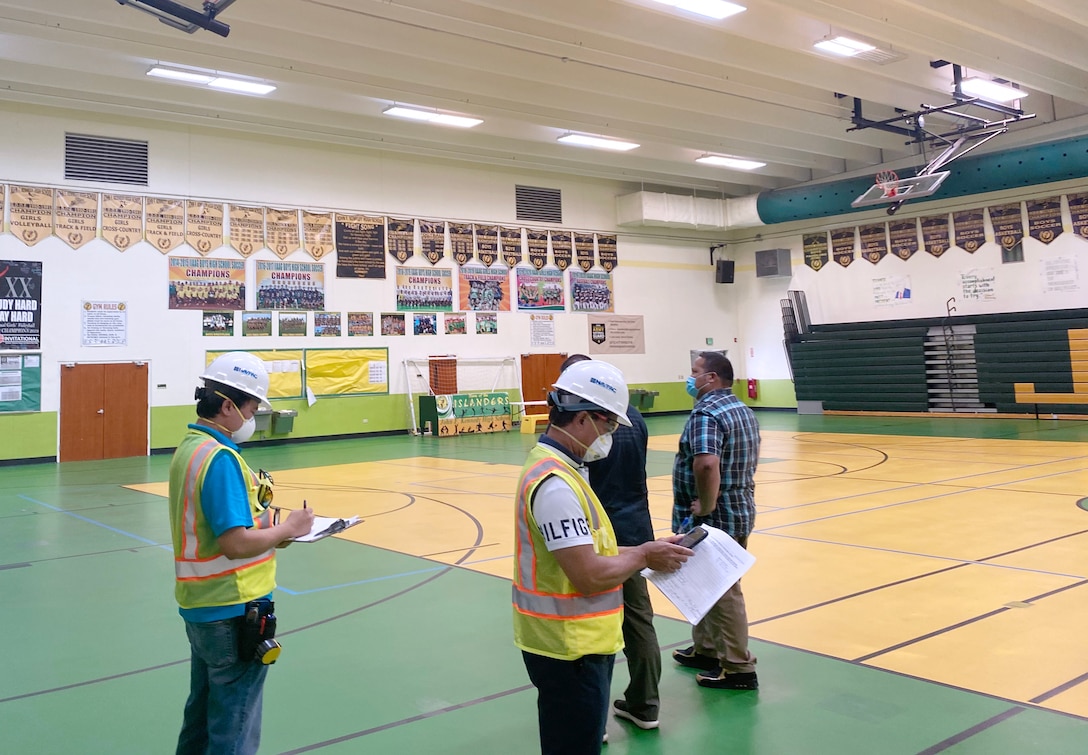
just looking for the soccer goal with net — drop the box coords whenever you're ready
[403,355,521,434]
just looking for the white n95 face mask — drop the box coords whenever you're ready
[232,415,257,443]
[582,433,613,463]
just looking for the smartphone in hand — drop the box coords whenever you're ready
[677,526,708,549]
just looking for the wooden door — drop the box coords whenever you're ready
[59,362,149,462]
[102,362,148,459]
[520,353,569,405]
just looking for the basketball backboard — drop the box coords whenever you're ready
[851,171,950,209]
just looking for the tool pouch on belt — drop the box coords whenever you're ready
[240,599,278,663]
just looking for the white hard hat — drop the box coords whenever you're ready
[200,352,272,411]
[550,359,631,426]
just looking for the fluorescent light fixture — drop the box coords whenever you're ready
[813,36,875,56]
[696,154,766,170]
[208,78,276,95]
[146,65,276,95]
[146,66,215,84]
[382,105,483,128]
[652,0,746,20]
[959,77,1027,103]
[557,133,640,151]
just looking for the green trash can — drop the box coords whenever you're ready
[272,409,297,434]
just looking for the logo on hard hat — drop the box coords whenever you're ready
[590,376,616,393]
[234,365,259,380]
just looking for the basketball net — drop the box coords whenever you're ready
[875,170,899,198]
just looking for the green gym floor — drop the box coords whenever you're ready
[3,412,1088,754]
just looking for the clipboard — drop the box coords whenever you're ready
[277,510,363,543]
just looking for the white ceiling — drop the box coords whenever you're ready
[1,0,1087,196]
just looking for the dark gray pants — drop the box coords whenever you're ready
[619,572,661,719]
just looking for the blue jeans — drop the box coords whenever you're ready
[522,651,614,755]
[177,617,268,755]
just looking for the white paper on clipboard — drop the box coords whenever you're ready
[641,526,755,625]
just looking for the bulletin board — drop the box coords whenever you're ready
[0,353,41,413]
[305,348,389,396]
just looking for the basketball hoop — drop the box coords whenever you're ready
[875,170,899,198]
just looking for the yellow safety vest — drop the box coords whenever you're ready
[512,444,623,660]
[168,429,276,609]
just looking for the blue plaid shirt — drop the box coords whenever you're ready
[671,388,760,538]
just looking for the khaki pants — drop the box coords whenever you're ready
[691,535,756,673]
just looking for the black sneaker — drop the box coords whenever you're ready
[612,700,659,730]
[695,666,759,690]
[672,645,718,671]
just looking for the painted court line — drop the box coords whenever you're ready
[18,494,168,549]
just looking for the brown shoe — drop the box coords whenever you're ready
[695,666,758,690]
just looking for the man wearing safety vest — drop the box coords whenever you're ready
[513,359,693,754]
[169,352,314,755]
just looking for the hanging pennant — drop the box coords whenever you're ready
[1025,197,1063,244]
[449,223,474,266]
[500,226,523,268]
[229,205,265,257]
[185,201,224,256]
[802,232,828,271]
[550,231,573,271]
[1068,193,1088,240]
[575,233,595,271]
[831,227,856,268]
[859,223,888,264]
[145,198,186,254]
[988,203,1024,251]
[953,209,985,252]
[596,234,617,272]
[8,186,54,247]
[101,194,144,252]
[527,229,548,270]
[302,211,334,260]
[419,220,446,265]
[888,219,919,261]
[474,224,498,267]
[54,190,99,250]
[266,208,301,260]
[387,218,414,263]
[921,213,950,257]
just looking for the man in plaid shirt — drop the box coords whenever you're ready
[670,351,761,689]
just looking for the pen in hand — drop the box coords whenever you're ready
[303,500,307,510]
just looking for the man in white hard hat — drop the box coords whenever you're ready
[512,359,693,755]
[168,352,314,755]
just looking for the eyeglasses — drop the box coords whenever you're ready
[591,413,620,434]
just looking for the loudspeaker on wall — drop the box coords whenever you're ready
[715,259,735,284]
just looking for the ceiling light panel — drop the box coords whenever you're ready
[813,36,875,57]
[651,0,746,20]
[146,66,276,95]
[696,154,766,170]
[959,77,1028,103]
[382,105,483,128]
[557,133,640,151]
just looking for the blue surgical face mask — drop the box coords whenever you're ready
[685,375,700,398]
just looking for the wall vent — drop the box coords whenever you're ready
[515,185,562,224]
[65,133,149,185]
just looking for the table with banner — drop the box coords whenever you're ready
[418,392,512,437]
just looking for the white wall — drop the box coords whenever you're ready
[0,104,743,412]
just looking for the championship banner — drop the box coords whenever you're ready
[831,227,856,268]
[802,232,828,271]
[419,220,446,265]
[596,234,618,272]
[474,224,498,267]
[516,267,565,311]
[395,266,454,312]
[459,265,511,311]
[229,205,265,257]
[9,186,53,247]
[145,198,185,254]
[953,209,985,253]
[550,231,573,271]
[387,218,414,263]
[101,194,143,252]
[527,230,548,270]
[168,257,245,311]
[255,260,325,310]
[888,219,919,261]
[302,211,334,260]
[449,223,474,266]
[1025,197,1063,244]
[575,233,595,271]
[988,202,1024,250]
[587,314,645,355]
[1069,193,1088,240]
[921,214,951,257]
[500,226,523,268]
[859,223,888,264]
[185,201,224,256]
[335,214,385,279]
[570,270,613,312]
[54,190,98,250]
[0,260,43,350]
[266,209,301,260]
